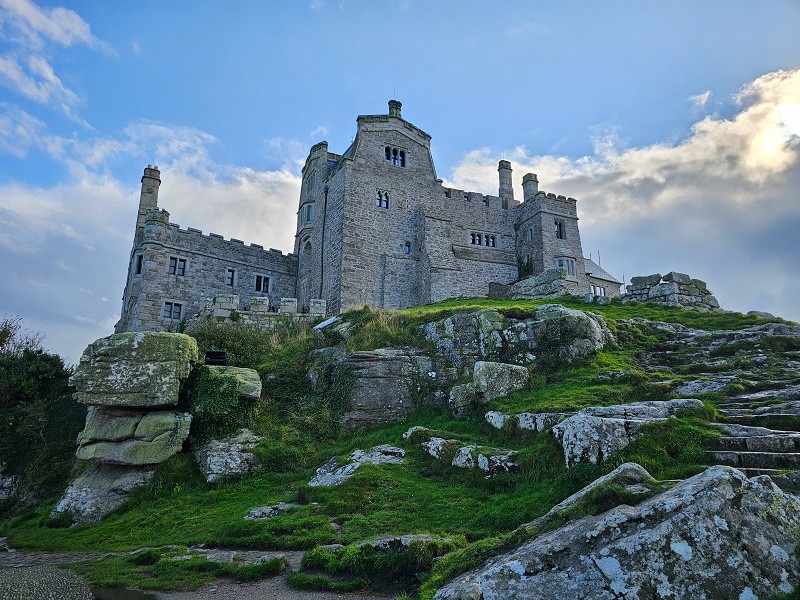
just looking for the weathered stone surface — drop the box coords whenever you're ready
[434,466,800,600]
[674,376,736,396]
[195,429,261,483]
[205,365,262,400]
[76,412,191,465]
[449,383,478,416]
[80,406,141,443]
[360,534,454,553]
[526,304,615,365]
[485,411,567,432]
[551,399,704,466]
[52,464,155,525]
[473,361,529,402]
[71,332,198,407]
[422,310,506,368]
[510,268,579,299]
[422,437,460,459]
[623,272,721,311]
[308,445,405,487]
[0,463,19,501]
[244,502,301,521]
[336,348,448,429]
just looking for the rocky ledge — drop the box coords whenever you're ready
[435,465,800,600]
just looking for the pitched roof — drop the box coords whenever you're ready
[584,257,621,284]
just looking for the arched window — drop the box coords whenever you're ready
[392,148,399,166]
[403,242,411,255]
[385,147,391,161]
[400,150,406,167]
[375,190,389,209]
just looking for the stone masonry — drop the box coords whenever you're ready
[623,272,720,310]
[116,101,623,333]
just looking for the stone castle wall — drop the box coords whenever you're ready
[116,209,297,333]
[116,101,617,334]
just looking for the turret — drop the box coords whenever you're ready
[522,173,539,200]
[136,165,161,238]
[498,160,513,207]
[388,99,402,118]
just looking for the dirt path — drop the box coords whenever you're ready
[0,549,393,600]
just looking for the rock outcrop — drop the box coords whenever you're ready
[509,267,579,299]
[411,428,519,477]
[623,272,720,310]
[195,429,262,483]
[435,466,800,600]
[332,348,452,429]
[308,445,405,487]
[54,332,198,524]
[550,399,704,466]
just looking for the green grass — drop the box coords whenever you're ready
[65,547,286,591]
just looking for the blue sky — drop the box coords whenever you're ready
[1,0,799,363]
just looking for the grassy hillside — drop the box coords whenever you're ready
[0,297,792,595]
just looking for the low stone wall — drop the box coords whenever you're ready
[623,272,720,310]
[54,332,198,524]
[191,294,326,329]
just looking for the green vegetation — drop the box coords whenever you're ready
[0,298,793,596]
[188,366,257,443]
[68,547,287,590]
[0,316,85,504]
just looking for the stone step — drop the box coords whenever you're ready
[718,435,800,452]
[719,423,797,437]
[708,451,800,470]
[719,415,800,430]
[718,408,755,417]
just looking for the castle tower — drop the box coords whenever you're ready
[135,165,161,243]
[388,99,402,117]
[498,160,514,208]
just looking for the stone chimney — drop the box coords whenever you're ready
[388,100,402,118]
[136,165,161,235]
[498,160,514,206]
[522,173,539,200]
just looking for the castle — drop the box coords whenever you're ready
[115,101,620,333]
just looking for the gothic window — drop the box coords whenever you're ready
[555,219,565,240]
[470,233,496,247]
[384,146,407,168]
[162,301,182,320]
[168,256,186,276]
[489,235,496,248]
[135,254,143,275]
[226,268,236,286]
[375,190,389,209]
[305,203,313,223]
[255,275,270,293]
[556,258,576,276]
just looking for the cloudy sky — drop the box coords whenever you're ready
[1,1,799,364]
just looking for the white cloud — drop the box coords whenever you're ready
[0,0,113,53]
[689,90,711,108]
[448,69,800,321]
[132,38,141,55]
[0,101,43,156]
[310,125,328,138]
[309,0,324,11]
[0,54,89,123]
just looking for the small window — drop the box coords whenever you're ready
[226,268,236,286]
[384,146,407,168]
[591,284,596,295]
[135,254,143,275]
[255,275,270,292]
[463,192,469,201]
[305,204,313,223]
[555,219,565,240]
[557,258,576,276]
[526,228,533,242]
[375,190,389,209]
[489,235,496,248]
[482,197,489,207]
[162,301,182,320]
[403,242,411,255]
[168,257,186,276]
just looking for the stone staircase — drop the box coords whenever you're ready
[709,385,800,492]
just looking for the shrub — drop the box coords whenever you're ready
[188,366,258,444]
